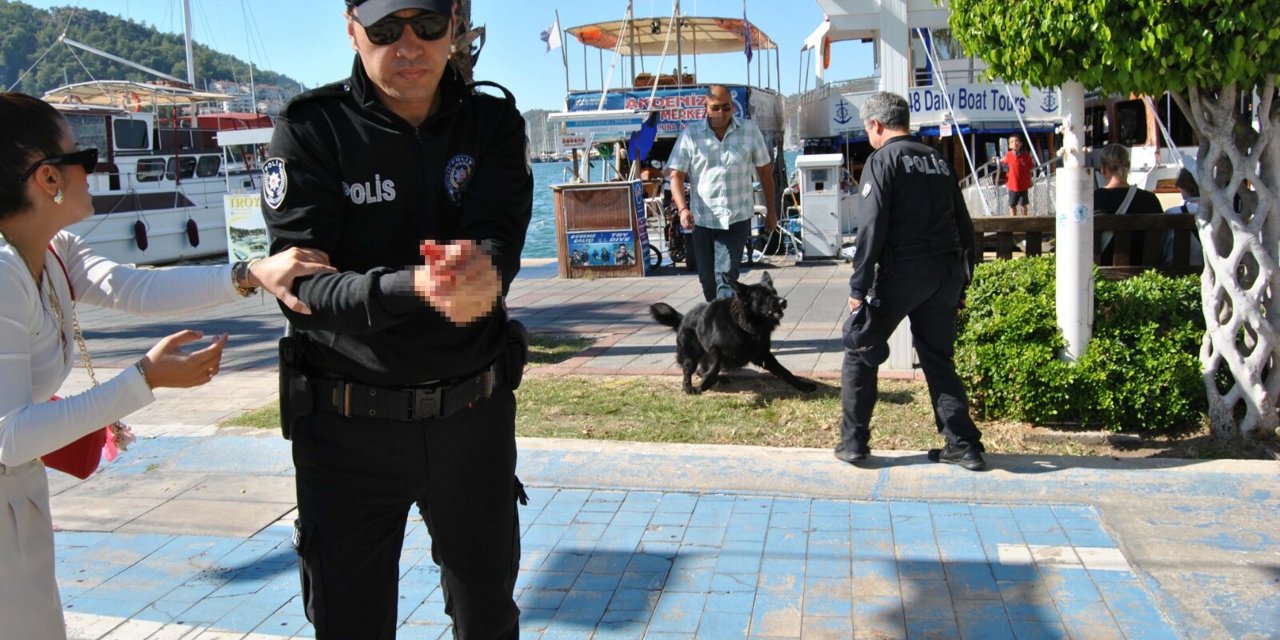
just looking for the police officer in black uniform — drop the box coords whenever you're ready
[835,91,986,471]
[261,0,532,637]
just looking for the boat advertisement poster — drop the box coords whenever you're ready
[567,230,638,267]
[224,194,269,263]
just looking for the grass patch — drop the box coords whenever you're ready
[224,404,281,430]
[215,333,1277,461]
[527,333,594,367]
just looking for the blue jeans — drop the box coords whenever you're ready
[690,220,751,302]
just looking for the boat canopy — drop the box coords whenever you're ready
[567,16,776,56]
[43,80,232,110]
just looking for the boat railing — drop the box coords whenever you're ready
[961,155,1062,217]
[797,77,878,106]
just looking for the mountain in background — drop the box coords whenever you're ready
[0,1,302,111]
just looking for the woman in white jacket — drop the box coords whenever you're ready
[0,92,334,639]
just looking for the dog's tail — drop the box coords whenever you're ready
[649,302,683,330]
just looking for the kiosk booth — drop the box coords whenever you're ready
[552,180,650,278]
[795,153,846,259]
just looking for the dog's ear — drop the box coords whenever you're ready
[729,278,747,297]
[759,272,773,287]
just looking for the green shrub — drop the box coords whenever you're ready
[956,256,1205,431]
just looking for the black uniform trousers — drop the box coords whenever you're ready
[840,253,983,454]
[291,383,520,640]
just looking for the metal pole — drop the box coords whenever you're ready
[627,0,635,86]
[558,10,570,94]
[1055,80,1093,361]
[674,2,683,84]
[182,0,196,86]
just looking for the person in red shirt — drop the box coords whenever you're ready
[1001,135,1033,216]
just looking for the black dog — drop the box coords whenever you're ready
[649,272,818,395]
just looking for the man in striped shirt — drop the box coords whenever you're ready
[668,84,778,301]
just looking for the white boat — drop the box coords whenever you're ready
[794,1,1199,217]
[43,80,255,265]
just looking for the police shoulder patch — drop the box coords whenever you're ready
[263,158,288,209]
[861,182,872,198]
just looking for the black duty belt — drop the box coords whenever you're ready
[893,241,962,261]
[311,363,498,422]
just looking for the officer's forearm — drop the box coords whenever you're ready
[281,270,421,334]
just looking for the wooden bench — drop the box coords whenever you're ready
[969,214,1200,279]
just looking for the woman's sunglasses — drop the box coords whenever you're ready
[18,148,99,182]
[363,12,450,46]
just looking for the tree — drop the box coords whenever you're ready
[948,0,1280,439]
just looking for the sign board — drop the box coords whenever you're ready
[566,86,750,138]
[831,83,1062,134]
[224,194,269,263]
[561,133,588,149]
[940,123,953,137]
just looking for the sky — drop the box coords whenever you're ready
[19,0,877,111]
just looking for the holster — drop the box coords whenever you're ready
[504,319,530,390]
[278,335,314,440]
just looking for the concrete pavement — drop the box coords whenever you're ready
[47,258,1280,639]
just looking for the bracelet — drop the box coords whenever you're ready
[135,360,153,390]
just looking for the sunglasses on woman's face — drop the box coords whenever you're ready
[363,12,450,46]
[18,148,98,182]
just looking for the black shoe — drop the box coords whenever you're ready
[834,447,869,464]
[928,444,986,471]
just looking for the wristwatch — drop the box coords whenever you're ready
[231,260,259,297]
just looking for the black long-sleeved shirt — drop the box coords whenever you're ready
[263,57,533,385]
[849,135,976,300]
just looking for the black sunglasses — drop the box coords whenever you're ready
[18,148,98,182]
[363,12,450,46]
[706,104,733,112]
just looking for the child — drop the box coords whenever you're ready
[1001,135,1033,216]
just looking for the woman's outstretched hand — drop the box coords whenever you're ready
[138,330,227,388]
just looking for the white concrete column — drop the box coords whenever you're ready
[878,0,910,96]
[1055,81,1093,361]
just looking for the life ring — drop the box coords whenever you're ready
[63,95,83,105]
[128,91,142,113]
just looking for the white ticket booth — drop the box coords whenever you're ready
[795,153,844,259]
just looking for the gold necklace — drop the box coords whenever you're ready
[0,228,68,356]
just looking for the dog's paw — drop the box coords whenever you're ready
[683,385,701,395]
[795,379,819,392]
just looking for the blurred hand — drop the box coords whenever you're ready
[413,240,501,324]
[139,330,227,389]
[848,296,862,313]
[249,247,337,314]
[764,212,778,235]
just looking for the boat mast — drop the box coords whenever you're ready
[674,0,682,82]
[182,0,197,87]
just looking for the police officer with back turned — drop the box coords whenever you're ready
[835,91,987,471]
[262,0,533,637]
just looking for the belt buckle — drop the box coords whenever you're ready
[412,387,442,420]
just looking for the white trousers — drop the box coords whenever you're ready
[0,460,66,640]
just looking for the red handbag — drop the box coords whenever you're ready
[42,395,110,480]
[40,245,133,479]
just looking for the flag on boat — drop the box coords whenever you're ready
[541,16,562,53]
[742,2,753,63]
